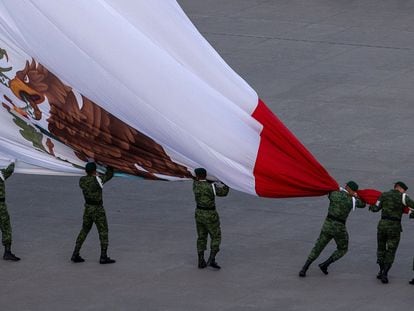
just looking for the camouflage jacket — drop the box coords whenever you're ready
[193,180,229,209]
[79,167,114,206]
[326,189,366,222]
[370,189,414,220]
[0,163,15,200]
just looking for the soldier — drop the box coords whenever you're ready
[71,162,116,264]
[410,209,414,285]
[369,181,414,284]
[193,168,229,269]
[299,181,365,277]
[0,161,20,261]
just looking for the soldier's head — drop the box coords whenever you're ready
[194,167,207,180]
[85,162,97,176]
[394,181,408,193]
[345,180,358,196]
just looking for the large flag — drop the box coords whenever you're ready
[0,0,338,197]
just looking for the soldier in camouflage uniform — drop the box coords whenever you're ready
[299,181,365,277]
[369,181,414,284]
[0,161,20,261]
[410,209,414,285]
[193,168,229,269]
[71,162,115,264]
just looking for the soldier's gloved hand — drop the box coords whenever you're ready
[368,205,374,212]
[215,181,225,188]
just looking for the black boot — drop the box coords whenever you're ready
[207,250,221,269]
[381,264,391,284]
[3,245,20,261]
[198,251,207,269]
[70,244,85,263]
[299,260,312,277]
[318,257,334,275]
[99,245,116,264]
[376,263,384,280]
[409,278,414,285]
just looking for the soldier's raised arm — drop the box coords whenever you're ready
[355,197,366,209]
[369,194,383,212]
[213,182,229,197]
[1,162,15,180]
[101,166,114,184]
[403,193,414,208]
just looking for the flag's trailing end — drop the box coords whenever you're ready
[253,99,338,197]
[357,189,410,214]
[0,0,338,197]
[357,189,382,205]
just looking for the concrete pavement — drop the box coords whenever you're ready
[2,1,414,310]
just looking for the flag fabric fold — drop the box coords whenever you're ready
[0,0,338,197]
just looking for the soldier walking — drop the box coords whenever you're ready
[193,168,229,269]
[299,181,365,277]
[369,181,414,284]
[0,161,20,261]
[410,208,414,285]
[71,162,116,264]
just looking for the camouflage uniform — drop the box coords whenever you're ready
[370,189,414,266]
[307,189,365,263]
[0,163,14,247]
[193,180,229,253]
[75,167,114,249]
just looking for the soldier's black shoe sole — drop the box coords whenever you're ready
[299,271,306,277]
[71,255,85,263]
[318,264,328,275]
[71,258,85,263]
[198,262,207,269]
[208,262,221,270]
[3,256,20,261]
[409,279,414,285]
[99,258,116,264]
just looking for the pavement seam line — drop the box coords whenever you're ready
[203,31,412,51]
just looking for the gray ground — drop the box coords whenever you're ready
[2,0,414,310]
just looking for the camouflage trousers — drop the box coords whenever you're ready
[0,203,12,246]
[75,204,109,248]
[307,219,349,263]
[195,209,221,253]
[376,220,401,265]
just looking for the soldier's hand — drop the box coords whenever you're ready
[368,205,374,212]
[215,181,225,188]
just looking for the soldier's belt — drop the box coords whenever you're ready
[196,205,216,211]
[327,214,346,224]
[0,197,5,202]
[85,199,103,206]
[381,215,401,222]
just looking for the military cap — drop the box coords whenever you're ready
[194,168,207,176]
[395,181,408,191]
[346,181,359,191]
[85,162,97,173]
